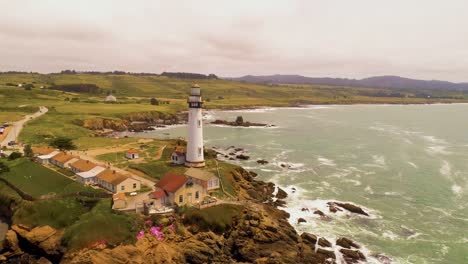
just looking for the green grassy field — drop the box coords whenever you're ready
[1,158,98,198]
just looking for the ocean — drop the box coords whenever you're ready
[135,104,468,263]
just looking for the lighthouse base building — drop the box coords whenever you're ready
[185,84,205,168]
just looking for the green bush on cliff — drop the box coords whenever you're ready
[183,204,243,234]
[62,199,137,250]
[12,198,88,228]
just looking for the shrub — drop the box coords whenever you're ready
[8,152,22,160]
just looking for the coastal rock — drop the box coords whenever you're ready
[37,257,53,264]
[300,233,318,245]
[211,119,268,127]
[3,229,22,255]
[318,237,332,248]
[301,208,309,212]
[336,237,360,249]
[275,187,288,199]
[372,253,392,264]
[236,154,250,160]
[313,210,325,217]
[327,202,342,213]
[257,159,269,165]
[334,202,369,216]
[297,218,307,224]
[11,225,64,256]
[316,248,336,260]
[339,249,366,263]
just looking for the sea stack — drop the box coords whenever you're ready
[185,84,205,167]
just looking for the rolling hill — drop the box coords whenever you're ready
[229,75,468,91]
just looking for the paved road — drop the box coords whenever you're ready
[1,106,48,148]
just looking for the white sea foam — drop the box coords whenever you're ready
[407,162,418,169]
[426,145,451,155]
[317,157,336,166]
[383,230,399,240]
[342,179,362,186]
[365,185,374,194]
[372,155,386,167]
[451,184,462,195]
[223,108,276,113]
[440,161,451,177]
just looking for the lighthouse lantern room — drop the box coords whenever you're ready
[185,84,205,167]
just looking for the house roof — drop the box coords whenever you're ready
[32,146,56,155]
[38,150,60,160]
[113,192,127,201]
[71,159,97,172]
[76,166,106,179]
[149,190,167,199]
[184,168,216,182]
[155,173,188,193]
[51,152,76,163]
[97,169,132,186]
[126,149,138,154]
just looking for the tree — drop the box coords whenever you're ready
[0,161,9,174]
[235,116,244,125]
[150,98,159,105]
[8,152,22,160]
[24,144,33,158]
[50,137,76,150]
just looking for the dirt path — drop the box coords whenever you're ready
[1,106,48,148]
[154,145,167,160]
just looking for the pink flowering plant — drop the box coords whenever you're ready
[136,216,177,241]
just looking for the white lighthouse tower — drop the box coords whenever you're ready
[185,84,205,167]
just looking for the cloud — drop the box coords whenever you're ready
[0,0,467,81]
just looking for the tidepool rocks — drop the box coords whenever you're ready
[211,119,269,127]
[327,202,369,216]
[336,237,360,249]
[275,187,288,199]
[297,218,307,224]
[257,159,269,165]
[340,248,366,263]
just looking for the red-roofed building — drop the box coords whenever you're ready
[125,149,139,159]
[153,172,205,206]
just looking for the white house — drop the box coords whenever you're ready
[125,150,139,159]
[76,166,106,185]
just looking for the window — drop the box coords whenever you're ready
[208,180,212,188]
[198,147,202,157]
[197,119,201,128]
[214,178,218,187]
[179,195,183,203]
[121,186,125,191]
[133,183,137,189]
[195,191,199,199]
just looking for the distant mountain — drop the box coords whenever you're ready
[228,75,468,91]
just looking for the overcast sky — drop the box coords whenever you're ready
[1,0,467,81]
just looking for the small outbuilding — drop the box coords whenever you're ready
[113,193,127,210]
[105,94,117,102]
[171,148,186,165]
[125,149,139,159]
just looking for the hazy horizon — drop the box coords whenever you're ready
[1,0,467,82]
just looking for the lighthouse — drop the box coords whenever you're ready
[185,84,205,167]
